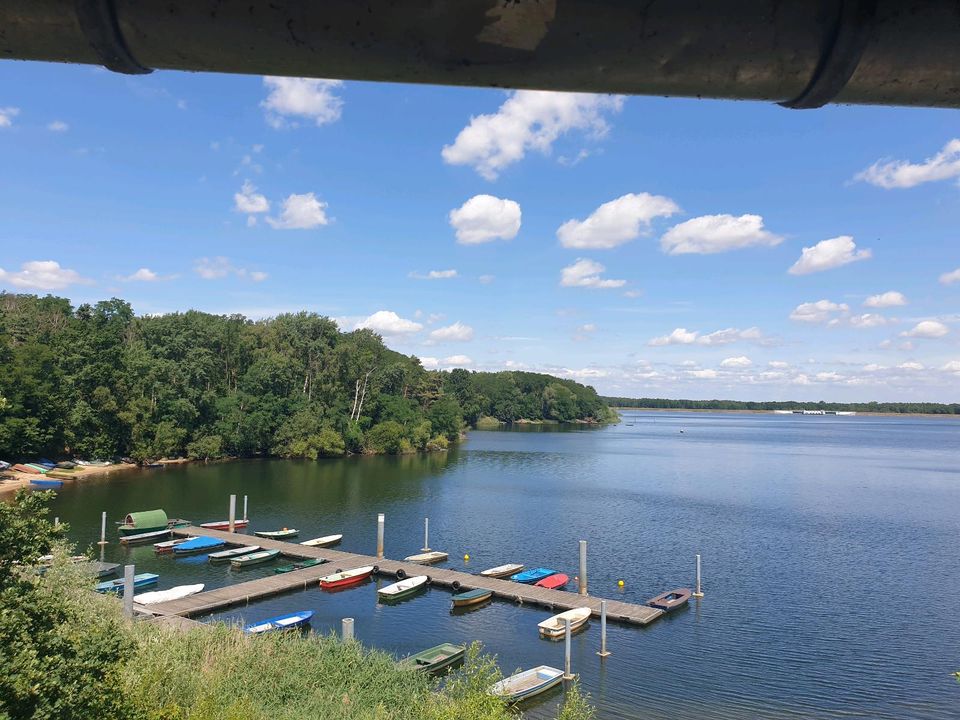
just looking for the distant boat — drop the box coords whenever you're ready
[510,568,558,584]
[254,528,299,540]
[378,575,428,601]
[244,610,314,634]
[300,534,342,548]
[319,566,374,590]
[403,551,448,565]
[534,573,569,590]
[451,588,493,607]
[25,463,51,473]
[153,536,197,554]
[95,573,159,594]
[646,588,692,612]
[401,643,465,674]
[275,558,326,573]
[489,666,564,702]
[537,607,591,638]
[134,583,204,605]
[29,478,63,488]
[230,549,281,568]
[199,519,250,531]
[119,529,172,545]
[479,563,524,579]
[207,544,260,562]
[13,464,41,474]
[172,536,226,556]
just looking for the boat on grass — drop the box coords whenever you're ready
[230,548,281,568]
[254,528,299,540]
[172,536,226,556]
[535,573,569,590]
[30,478,63,488]
[403,551,448,565]
[120,529,172,545]
[199,519,250,531]
[275,558,326,573]
[452,588,492,607]
[401,643,465,674]
[95,573,159,594]
[479,563,524,579]
[207,544,260,562]
[537,607,591,638]
[378,575,428,601]
[300,534,342,548]
[646,588,692,612]
[319,566,374,590]
[154,536,197,553]
[489,666,564,702]
[244,610,314,634]
[134,583,204,605]
[510,568,558,584]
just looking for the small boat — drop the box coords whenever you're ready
[479,563,524,579]
[254,528,299,540]
[300,534,342,548]
[452,588,492,607]
[244,610,314,634]
[230,549,281,568]
[510,568,558,584]
[535,573,569,590]
[30,478,63,488]
[153,536,197,553]
[403,551,448,565]
[172,536,226,556]
[134,583,204,605]
[275,558,326,573]
[200,519,250,531]
[319,565,374,590]
[44,471,75,480]
[489,666,564,702]
[119,529,172,545]
[118,509,170,536]
[401,643,465,674]
[26,463,51,473]
[88,561,120,578]
[37,458,56,468]
[207,544,261,562]
[55,461,77,469]
[646,587,692,612]
[95,572,159,594]
[13,464,41,474]
[537,607,591,638]
[378,575,428,601]
[142,462,164,469]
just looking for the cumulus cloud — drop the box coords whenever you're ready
[0,260,92,291]
[47,120,69,132]
[449,195,521,244]
[720,356,752,368]
[355,310,423,336]
[864,290,907,308]
[427,321,474,344]
[940,268,960,285]
[660,214,782,255]
[900,320,949,339]
[898,361,925,371]
[442,354,473,367]
[768,361,790,369]
[855,139,960,189]
[122,268,159,282]
[266,193,329,230]
[849,313,889,328]
[559,258,625,289]
[408,270,457,281]
[0,107,19,128]
[556,193,679,249]
[788,236,871,275]
[649,328,698,346]
[686,369,718,379]
[789,299,850,323]
[942,360,960,374]
[234,180,270,215]
[261,77,344,129]
[194,257,267,282]
[441,90,623,180]
[648,327,768,347]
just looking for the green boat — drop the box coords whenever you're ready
[118,509,168,536]
[401,643,465,674]
[274,558,327,574]
[254,528,299,540]
[230,548,281,568]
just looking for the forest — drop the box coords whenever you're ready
[0,293,615,462]
[604,396,960,415]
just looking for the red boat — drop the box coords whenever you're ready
[535,573,569,590]
[319,565,375,590]
[13,464,40,474]
[200,519,249,531]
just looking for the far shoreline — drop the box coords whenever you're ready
[613,406,960,419]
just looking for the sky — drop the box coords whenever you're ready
[1,61,959,402]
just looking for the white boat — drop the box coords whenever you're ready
[537,607,591,638]
[300,534,343,547]
[133,583,204,605]
[377,575,428,600]
[207,544,260,562]
[479,563,524,578]
[153,536,197,553]
[489,665,564,702]
[403,551,448,565]
[119,528,172,545]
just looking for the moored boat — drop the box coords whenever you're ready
[537,607,591,638]
[403,550,448,565]
[300,534,342,547]
[199,519,250,531]
[489,666,564,702]
[230,548,281,568]
[244,610,314,634]
[207,544,261,562]
[172,536,226,556]
[646,587,692,612]
[452,588,493,607]
[88,561,120,578]
[401,643,465,674]
[119,529,172,545]
[319,565,375,590]
[253,528,299,539]
[118,509,170,536]
[95,572,159,594]
[154,536,197,553]
[134,583,204,605]
[534,573,569,590]
[378,575,428,601]
[479,563,524,578]
[274,558,326,573]
[30,478,63,488]
[510,568,558,584]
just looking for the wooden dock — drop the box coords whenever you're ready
[142,526,664,626]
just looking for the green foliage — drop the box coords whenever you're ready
[365,421,407,454]
[186,434,223,461]
[557,680,596,720]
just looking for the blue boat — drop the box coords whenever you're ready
[30,478,64,488]
[95,573,159,594]
[172,536,226,556]
[244,610,314,634]
[510,568,559,584]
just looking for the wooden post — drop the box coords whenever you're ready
[123,565,135,618]
[342,617,354,641]
[563,617,574,679]
[97,511,107,545]
[578,540,588,596]
[243,495,248,522]
[376,513,384,559]
[693,554,704,597]
[421,517,430,552]
[597,599,610,657]
[228,494,236,533]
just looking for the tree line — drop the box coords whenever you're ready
[603,396,960,415]
[0,293,615,462]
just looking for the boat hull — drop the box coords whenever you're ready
[534,573,569,590]
[208,545,261,562]
[200,519,250,531]
[230,549,281,568]
[244,610,314,634]
[646,587,692,612]
[490,666,564,702]
[479,563,524,579]
[538,607,592,638]
[254,529,299,540]
[510,568,559,584]
[319,566,374,589]
[95,573,159,594]
[403,551,448,565]
[402,643,465,674]
[275,558,326,573]
[378,575,428,601]
[300,534,342,547]
[452,588,493,607]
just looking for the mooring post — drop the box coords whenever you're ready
[98,511,107,545]
[578,540,588,596]
[243,495,248,522]
[342,617,354,641]
[597,599,610,657]
[563,617,574,679]
[693,554,704,598]
[421,517,430,552]
[54,517,59,528]
[376,513,384,559]
[123,564,135,619]
[228,494,236,533]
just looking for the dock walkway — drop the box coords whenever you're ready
[142,526,663,626]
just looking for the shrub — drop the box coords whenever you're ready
[364,421,406,454]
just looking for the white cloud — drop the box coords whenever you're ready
[816,372,843,382]
[686,369,718,379]
[649,328,698,346]
[789,299,850,323]
[194,257,267,282]
[266,193,329,230]
[855,139,960,189]
[0,107,19,128]
[623,289,642,298]
[122,268,158,282]
[849,313,889,328]
[768,361,790,369]
[449,195,521,245]
[427,321,474,344]
[863,364,886,372]
[942,360,960,374]
[442,354,473,367]
[441,90,623,180]
[557,193,679,249]
[788,236,872,275]
[900,320,949,339]
[261,77,344,129]
[409,269,458,280]
[47,120,69,132]
[660,214,782,255]
[579,324,597,333]
[864,291,907,308]
[648,326,768,347]
[478,274,495,284]
[898,361,925,371]
[234,180,270,214]
[720,356,752,368]
[355,310,423,336]
[248,271,269,282]
[940,268,960,285]
[560,258,625,289]
[0,260,92,290]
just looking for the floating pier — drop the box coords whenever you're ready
[142,526,664,626]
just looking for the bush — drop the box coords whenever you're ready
[316,428,346,457]
[364,421,406,454]
[186,434,224,461]
[426,434,449,451]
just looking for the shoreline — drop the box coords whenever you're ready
[0,459,189,496]
[612,407,960,419]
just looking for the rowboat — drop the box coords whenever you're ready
[401,643,465,674]
[153,536,197,553]
[12,464,40,474]
[300,534,342,548]
[25,463,50,473]
[230,548,281,568]
[479,563,524,578]
[88,561,120,578]
[319,565,374,590]
[95,573,159,594]
[30,478,63,488]
[254,528,299,539]
[510,568,558,584]
[378,575,428,601]
[452,588,493,607]
[646,588,692,612]
[119,529,172,545]
[535,573,569,590]
[208,544,261,562]
[274,558,326,573]
[134,583,204,605]
[172,536,226,556]
[200,519,250,531]
[244,610,314,634]
[537,607,591,638]
[403,551,448,565]
[489,666,564,702]
[43,471,74,480]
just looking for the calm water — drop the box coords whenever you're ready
[47,411,960,719]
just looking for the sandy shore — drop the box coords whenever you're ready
[0,459,190,496]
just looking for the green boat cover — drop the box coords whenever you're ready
[123,509,168,528]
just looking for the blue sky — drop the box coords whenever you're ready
[1,61,959,402]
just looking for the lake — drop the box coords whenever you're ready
[47,411,960,719]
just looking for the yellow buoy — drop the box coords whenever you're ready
[464,554,470,561]
[618,580,624,587]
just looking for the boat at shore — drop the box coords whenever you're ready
[134,583,204,605]
[30,478,63,488]
[451,588,493,607]
[200,519,250,531]
[489,666,563,702]
[244,610,313,634]
[319,566,374,590]
[254,528,298,540]
[207,544,260,562]
[510,568,558,584]
[646,588,692,612]
[230,549,280,568]
[400,643,465,674]
[378,575,428,601]
[95,573,159,594]
[403,551,448,565]
[275,558,326,573]
[300,534,342,547]
[479,563,524,579]
[537,607,591,638]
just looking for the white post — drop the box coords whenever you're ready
[693,554,704,597]
[597,600,610,657]
[376,513,384,559]
[578,540,588,596]
[563,617,574,679]
[123,565,135,618]
[243,495,248,522]
[54,517,59,528]
[98,511,107,545]
[421,517,430,552]
[342,617,354,641]
[228,494,236,533]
